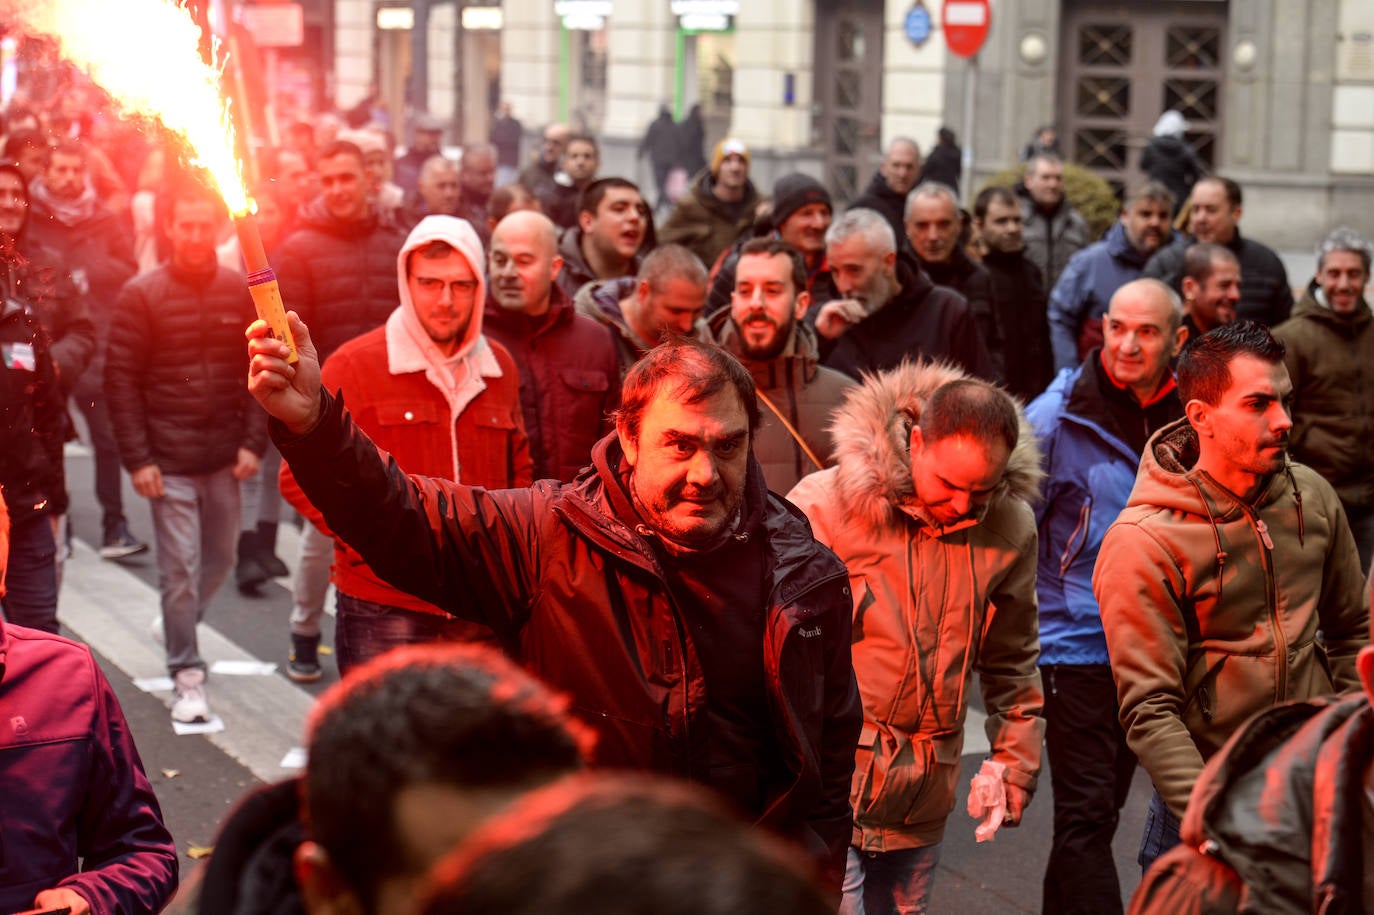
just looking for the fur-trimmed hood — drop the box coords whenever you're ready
[826,360,1043,533]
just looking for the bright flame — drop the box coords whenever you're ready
[1,0,252,216]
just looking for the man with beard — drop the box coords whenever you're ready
[1094,321,1368,872]
[707,173,837,316]
[555,178,651,300]
[1049,181,1175,372]
[813,208,992,381]
[1144,177,1292,327]
[1179,243,1241,340]
[707,238,854,493]
[484,210,622,482]
[975,185,1052,401]
[279,216,531,676]
[249,325,863,888]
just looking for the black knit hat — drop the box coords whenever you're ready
[770,173,832,229]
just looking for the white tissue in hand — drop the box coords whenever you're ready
[966,759,1008,843]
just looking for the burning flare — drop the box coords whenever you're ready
[1,0,250,216]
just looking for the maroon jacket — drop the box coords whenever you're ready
[482,284,622,481]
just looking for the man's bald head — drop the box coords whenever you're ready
[489,210,564,316]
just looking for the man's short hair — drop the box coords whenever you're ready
[638,243,708,295]
[490,183,536,223]
[418,154,456,181]
[1181,242,1239,286]
[314,140,366,170]
[161,174,225,221]
[565,134,599,157]
[461,142,497,165]
[886,136,920,158]
[1114,277,1184,333]
[1025,152,1064,177]
[2,129,44,160]
[737,237,807,295]
[577,176,640,218]
[918,378,1020,454]
[903,181,959,221]
[825,207,896,255]
[1315,226,1373,275]
[1194,175,1242,209]
[301,644,591,909]
[1177,320,1286,406]
[973,185,1019,221]
[1126,180,1176,213]
[418,775,834,915]
[46,140,86,168]
[614,338,760,442]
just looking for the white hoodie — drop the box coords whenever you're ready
[385,215,503,479]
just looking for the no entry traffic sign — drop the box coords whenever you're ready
[942,0,990,58]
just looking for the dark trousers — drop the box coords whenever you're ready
[1,512,59,633]
[72,363,126,533]
[334,592,498,677]
[1041,664,1138,915]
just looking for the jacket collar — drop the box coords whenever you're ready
[826,359,1043,536]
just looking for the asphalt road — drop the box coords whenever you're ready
[56,441,1151,910]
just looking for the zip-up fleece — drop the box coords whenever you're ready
[1094,417,1368,816]
[787,360,1046,851]
[274,390,863,881]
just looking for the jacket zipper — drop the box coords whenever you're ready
[1244,507,1287,699]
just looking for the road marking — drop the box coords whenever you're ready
[58,539,314,783]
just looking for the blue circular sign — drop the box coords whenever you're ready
[905,3,932,46]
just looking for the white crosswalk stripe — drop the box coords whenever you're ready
[58,539,312,783]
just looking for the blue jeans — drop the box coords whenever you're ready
[1138,788,1182,874]
[334,592,498,676]
[839,844,942,915]
[0,512,59,633]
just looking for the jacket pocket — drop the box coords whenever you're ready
[852,723,945,827]
[374,401,442,427]
[1058,495,1093,576]
[1182,651,1227,727]
[559,368,611,394]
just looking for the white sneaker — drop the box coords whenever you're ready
[149,615,165,646]
[171,668,210,723]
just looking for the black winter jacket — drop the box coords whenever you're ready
[983,247,1053,401]
[1144,229,1293,327]
[273,200,408,361]
[26,197,135,334]
[274,391,863,882]
[816,258,994,381]
[0,299,66,519]
[920,245,999,376]
[105,263,266,475]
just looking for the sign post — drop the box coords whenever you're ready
[942,0,991,204]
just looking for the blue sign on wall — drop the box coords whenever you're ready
[905,2,932,47]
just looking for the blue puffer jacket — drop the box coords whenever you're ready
[1048,221,1166,371]
[1027,362,1148,665]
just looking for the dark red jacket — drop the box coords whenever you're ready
[482,284,621,482]
[0,621,177,912]
[275,391,862,883]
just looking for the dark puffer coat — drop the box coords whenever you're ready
[273,200,408,361]
[0,298,66,520]
[104,263,266,475]
[274,392,862,882]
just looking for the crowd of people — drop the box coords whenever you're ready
[2,70,1374,915]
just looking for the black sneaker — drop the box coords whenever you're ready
[288,633,323,683]
[100,522,149,560]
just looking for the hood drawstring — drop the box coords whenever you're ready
[1188,477,1228,604]
[1284,465,1306,547]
